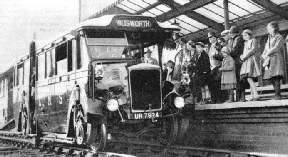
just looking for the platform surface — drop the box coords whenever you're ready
[195,99,288,110]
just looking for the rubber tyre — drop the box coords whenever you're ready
[159,115,178,146]
[87,123,107,151]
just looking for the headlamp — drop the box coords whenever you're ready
[107,99,119,111]
[174,97,185,108]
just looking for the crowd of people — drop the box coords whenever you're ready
[161,21,285,105]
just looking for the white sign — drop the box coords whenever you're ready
[116,20,151,27]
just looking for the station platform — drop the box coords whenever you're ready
[195,99,288,110]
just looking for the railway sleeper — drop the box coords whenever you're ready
[0,132,139,156]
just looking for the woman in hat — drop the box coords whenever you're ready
[261,21,285,100]
[240,29,261,101]
[219,47,237,103]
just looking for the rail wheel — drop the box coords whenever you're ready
[159,114,178,146]
[75,112,85,145]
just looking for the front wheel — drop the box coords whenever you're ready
[159,114,178,146]
[87,123,107,151]
[74,111,107,151]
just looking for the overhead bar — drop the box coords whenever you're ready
[159,0,224,31]
[251,0,288,20]
[223,0,230,29]
[156,0,215,22]
[136,1,162,14]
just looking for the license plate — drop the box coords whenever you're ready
[130,112,162,119]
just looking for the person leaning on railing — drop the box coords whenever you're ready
[261,21,285,100]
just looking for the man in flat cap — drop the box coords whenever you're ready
[221,29,230,41]
[207,32,223,103]
[228,26,245,102]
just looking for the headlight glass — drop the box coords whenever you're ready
[174,97,185,108]
[107,99,119,111]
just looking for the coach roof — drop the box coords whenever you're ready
[36,14,179,53]
[74,14,180,30]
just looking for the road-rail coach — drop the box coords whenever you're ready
[3,14,187,150]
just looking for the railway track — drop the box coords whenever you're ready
[0,131,287,157]
[0,131,135,157]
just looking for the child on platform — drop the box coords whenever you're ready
[219,47,237,103]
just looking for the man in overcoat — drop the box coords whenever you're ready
[228,26,245,102]
[207,32,223,103]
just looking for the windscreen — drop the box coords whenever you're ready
[85,29,171,60]
[85,30,129,59]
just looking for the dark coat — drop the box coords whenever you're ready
[188,53,201,96]
[187,53,198,76]
[229,35,244,65]
[196,51,211,86]
[162,68,173,81]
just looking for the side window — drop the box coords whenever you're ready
[9,77,13,91]
[0,80,2,96]
[77,38,82,69]
[14,67,17,86]
[38,53,46,81]
[35,57,38,81]
[68,40,73,72]
[72,39,77,71]
[17,64,24,86]
[24,61,30,85]
[3,79,5,96]
[46,49,55,77]
[55,42,68,76]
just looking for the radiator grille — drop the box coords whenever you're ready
[130,69,161,111]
